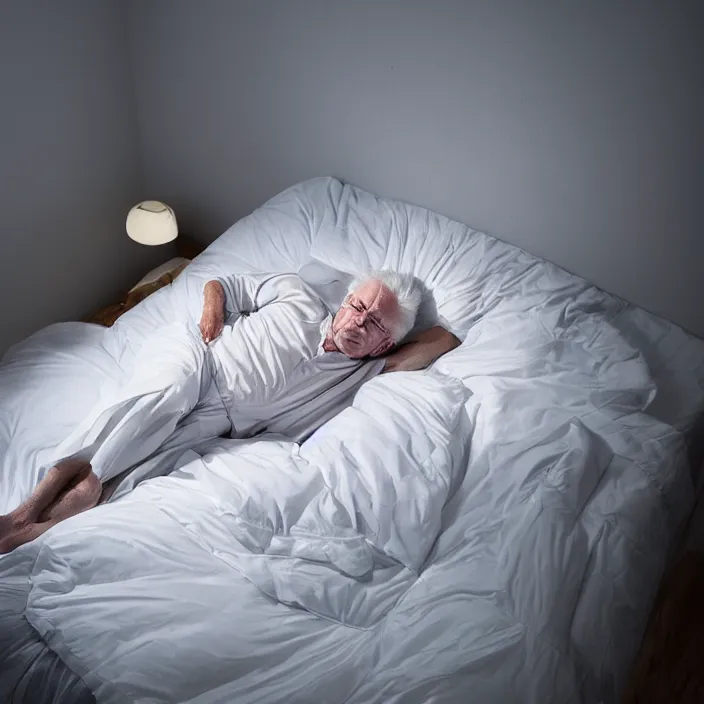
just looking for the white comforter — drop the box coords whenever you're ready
[2,177,703,704]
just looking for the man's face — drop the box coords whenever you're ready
[326,279,400,359]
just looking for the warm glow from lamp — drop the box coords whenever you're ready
[126,201,178,245]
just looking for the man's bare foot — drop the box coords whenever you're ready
[0,459,101,554]
[0,513,43,554]
[37,465,101,523]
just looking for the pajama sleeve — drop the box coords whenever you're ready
[210,273,261,316]
[208,273,330,413]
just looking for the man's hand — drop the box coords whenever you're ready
[200,309,224,343]
[382,326,460,373]
[200,280,226,343]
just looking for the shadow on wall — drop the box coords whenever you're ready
[127,0,704,338]
[0,0,164,356]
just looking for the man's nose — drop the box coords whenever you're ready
[353,310,368,327]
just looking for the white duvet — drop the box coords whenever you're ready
[2,177,704,704]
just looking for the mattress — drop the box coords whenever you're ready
[1,176,704,704]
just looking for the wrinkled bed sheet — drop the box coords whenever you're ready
[2,177,704,704]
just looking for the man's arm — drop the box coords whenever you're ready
[200,280,226,343]
[199,274,262,343]
[382,325,460,373]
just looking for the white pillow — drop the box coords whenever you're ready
[309,179,550,339]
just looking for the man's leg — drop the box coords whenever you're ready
[0,459,101,553]
[0,323,210,553]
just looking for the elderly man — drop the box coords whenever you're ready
[0,270,459,553]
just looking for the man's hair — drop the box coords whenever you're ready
[348,270,422,343]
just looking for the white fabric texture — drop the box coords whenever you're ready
[308,180,704,441]
[48,321,216,485]
[2,176,704,704]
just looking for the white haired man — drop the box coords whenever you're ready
[322,270,422,358]
[0,270,459,553]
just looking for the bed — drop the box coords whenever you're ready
[1,177,704,704]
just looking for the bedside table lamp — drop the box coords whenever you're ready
[126,201,178,245]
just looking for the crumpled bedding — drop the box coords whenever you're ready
[2,176,704,704]
[19,370,470,633]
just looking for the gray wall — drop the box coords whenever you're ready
[0,0,165,355]
[129,0,704,337]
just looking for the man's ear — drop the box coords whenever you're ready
[322,333,338,353]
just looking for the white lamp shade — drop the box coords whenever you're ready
[126,201,178,245]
